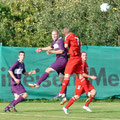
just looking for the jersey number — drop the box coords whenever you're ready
[77,85,81,90]
[75,37,80,46]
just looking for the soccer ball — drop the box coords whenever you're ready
[100,3,110,12]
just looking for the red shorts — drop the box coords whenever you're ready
[64,56,82,75]
[75,81,94,95]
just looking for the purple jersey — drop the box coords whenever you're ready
[9,60,26,85]
[51,37,67,59]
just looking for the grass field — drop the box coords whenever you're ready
[0,101,120,120]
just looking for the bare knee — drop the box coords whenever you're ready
[59,76,64,83]
[91,89,96,96]
[22,93,28,99]
[14,94,19,100]
[74,95,80,100]
[64,74,70,79]
[45,68,53,74]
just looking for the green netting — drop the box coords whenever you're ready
[0,46,120,101]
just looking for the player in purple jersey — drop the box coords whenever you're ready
[28,30,68,105]
[4,51,36,112]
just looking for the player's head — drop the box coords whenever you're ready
[18,51,25,62]
[52,30,59,41]
[62,28,70,36]
[81,52,87,61]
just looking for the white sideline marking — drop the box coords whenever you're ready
[0,113,120,120]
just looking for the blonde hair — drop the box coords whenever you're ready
[52,29,59,35]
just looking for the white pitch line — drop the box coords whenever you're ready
[0,113,120,120]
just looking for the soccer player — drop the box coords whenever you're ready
[4,51,36,112]
[63,52,97,114]
[28,30,68,105]
[56,28,91,100]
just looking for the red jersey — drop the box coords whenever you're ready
[82,60,88,75]
[75,60,88,85]
[64,33,81,57]
[74,60,94,96]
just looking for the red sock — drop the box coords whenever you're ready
[65,96,76,109]
[60,77,69,94]
[81,78,89,95]
[85,96,94,107]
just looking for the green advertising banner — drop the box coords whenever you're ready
[0,46,120,101]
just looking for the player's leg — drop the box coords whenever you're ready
[13,92,28,106]
[36,68,52,85]
[58,73,67,105]
[29,58,67,88]
[58,58,74,96]
[8,84,27,112]
[59,74,70,97]
[77,73,91,97]
[83,84,96,113]
[29,67,53,88]
[54,67,68,105]
[65,95,80,109]
[37,57,67,87]
[75,57,90,97]
[63,84,83,114]
[4,93,19,112]
[8,93,20,112]
[54,73,70,98]
[59,70,81,98]
[63,95,80,114]
[4,91,19,112]
[4,96,17,112]
[85,89,96,106]
[9,92,28,112]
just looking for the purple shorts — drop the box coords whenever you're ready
[11,83,26,95]
[49,57,67,75]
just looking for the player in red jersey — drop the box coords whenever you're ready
[63,52,97,114]
[56,28,91,100]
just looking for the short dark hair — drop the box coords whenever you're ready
[82,51,87,54]
[19,51,25,55]
[62,28,70,35]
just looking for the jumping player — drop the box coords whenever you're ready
[28,30,68,105]
[63,52,97,114]
[56,28,91,100]
[4,51,36,112]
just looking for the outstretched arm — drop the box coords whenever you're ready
[24,70,36,75]
[83,73,97,80]
[36,46,52,53]
[47,50,63,55]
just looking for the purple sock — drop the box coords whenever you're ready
[37,72,49,85]
[5,106,10,110]
[12,96,24,106]
[5,99,15,109]
[10,99,16,105]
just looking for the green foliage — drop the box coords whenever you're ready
[0,0,120,46]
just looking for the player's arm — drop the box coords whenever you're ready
[64,43,68,49]
[8,71,20,84]
[47,50,64,55]
[36,46,52,53]
[64,34,69,49]
[24,70,36,75]
[83,73,97,80]
[47,39,65,55]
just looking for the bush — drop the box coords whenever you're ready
[0,0,120,46]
